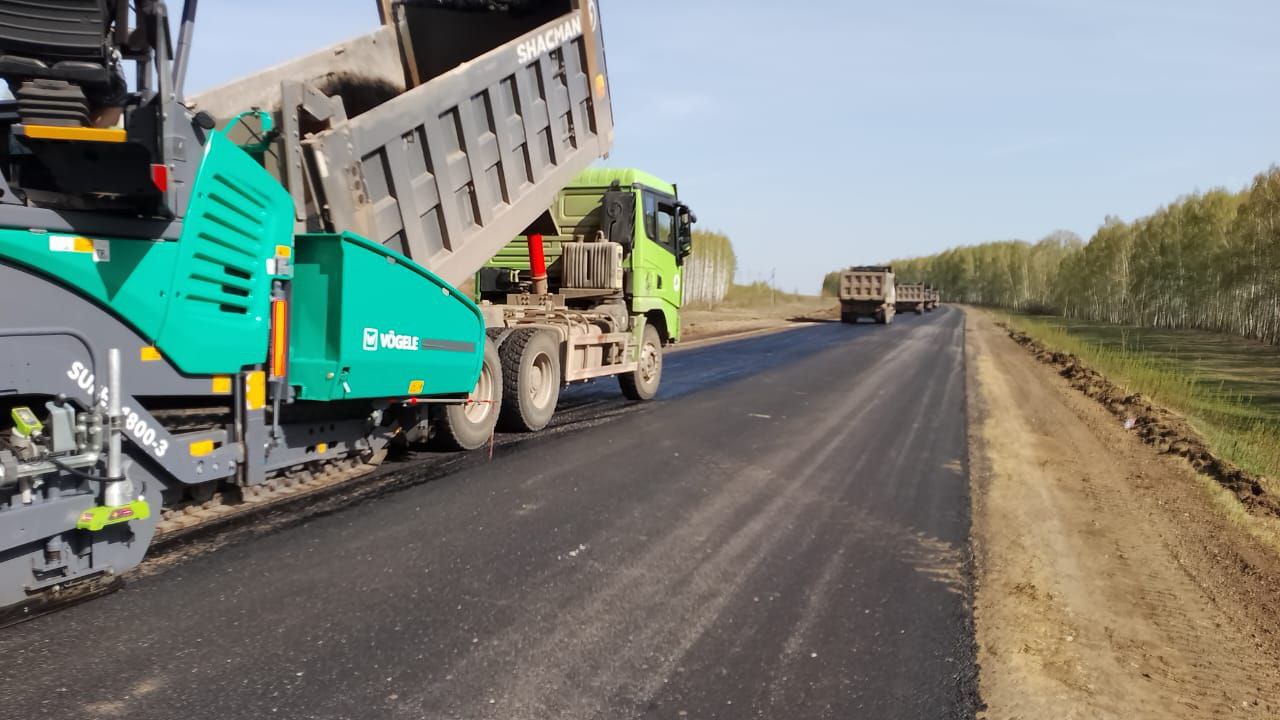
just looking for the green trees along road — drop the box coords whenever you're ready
[866,167,1280,346]
[682,229,738,307]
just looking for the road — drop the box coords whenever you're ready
[0,308,976,720]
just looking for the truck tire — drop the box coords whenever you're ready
[433,336,503,451]
[840,309,857,324]
[498,328,561,433]
[619,323,663,401]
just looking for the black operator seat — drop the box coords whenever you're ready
[0,0,124,127]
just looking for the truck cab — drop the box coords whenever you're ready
[621,169,692,344]
[478,168,693,343]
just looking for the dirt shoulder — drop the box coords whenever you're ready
[681,298,837,342]
[965,307,1280,719]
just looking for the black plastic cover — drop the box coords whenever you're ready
[601,189,636,249]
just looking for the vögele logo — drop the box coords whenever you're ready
[362,327,422,352]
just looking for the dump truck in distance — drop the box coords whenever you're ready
[895,283,928,315]
[924,286,940,311]
[839,266,897,324]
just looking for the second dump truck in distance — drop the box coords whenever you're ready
[895,283,928,315]
[839,266,896,324]
[924,286,940,311]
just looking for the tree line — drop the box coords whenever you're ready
[863,167,1280,345]
[682,229,737,307]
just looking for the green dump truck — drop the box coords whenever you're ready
[0,0,616,608]
[474,168,694,432]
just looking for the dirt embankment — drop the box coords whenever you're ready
[966,307,1280,719]
[1001,323,1279,517]
[681,299,837,342]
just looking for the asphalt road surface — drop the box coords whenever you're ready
[0,308,976,720]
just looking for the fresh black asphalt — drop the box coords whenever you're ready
[0,308,977,719]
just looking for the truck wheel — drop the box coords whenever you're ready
[433,336,502,451]
[619,323,663,401]
[498,328,561,433]
[874,310,886,325]
[841,310,857,324]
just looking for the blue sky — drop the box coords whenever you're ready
[186,0,1279,293]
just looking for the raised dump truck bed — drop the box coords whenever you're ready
[193,0,613,287]
[839,265,897,324]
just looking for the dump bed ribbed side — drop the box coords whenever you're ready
[309,3,612,287]
[840,269,894,301]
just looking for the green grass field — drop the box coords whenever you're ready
[719,282,816,307]
[1001,314,1280,481]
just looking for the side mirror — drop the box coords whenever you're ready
[676,204,695,258]
[193,110,216,131]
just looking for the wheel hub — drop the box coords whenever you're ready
[639,343,659,383]
[463,363,495,423]
[529,352,555,408]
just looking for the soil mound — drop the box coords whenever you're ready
[1000,323,1280,517]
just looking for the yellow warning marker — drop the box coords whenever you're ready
[140,346,162,362]
[189,440,215,457]
[17,124,127,143]
[211,376,233,395]
[245,371,266,411]
[315,442,329,455]
[407,379,425,395]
